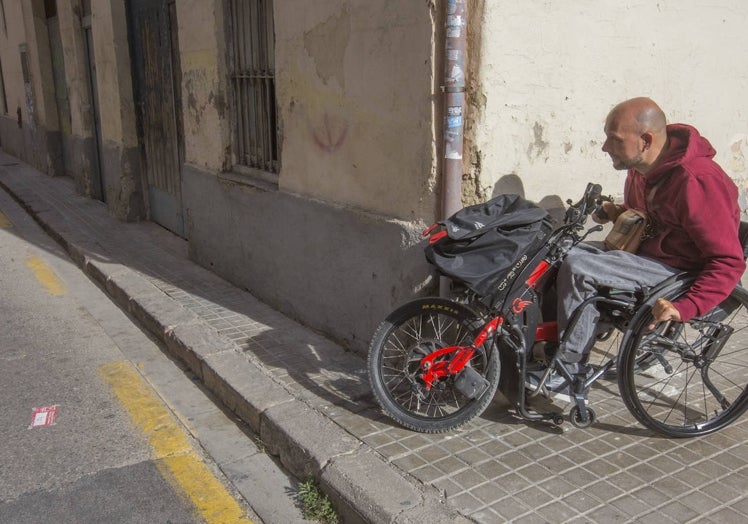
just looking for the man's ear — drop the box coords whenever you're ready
[641,132,653,151]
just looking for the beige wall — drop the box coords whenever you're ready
[0,0,55,131]
[0,1,28,120]
[175,0,439,221]
[56,0,94,139]
[91,0,136,148]
[274,0,438,221]
[21,0,57,132]
[471,1,748,206]
[176,0,229,172]
[0,0,63,174]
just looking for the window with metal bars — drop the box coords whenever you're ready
[228,0,279,175]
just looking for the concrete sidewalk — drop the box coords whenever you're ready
[2,151,748,524]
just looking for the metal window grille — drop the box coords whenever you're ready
[229,0,279,174]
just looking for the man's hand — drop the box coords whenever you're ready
[592,201,622,224]
[648,298,682,330]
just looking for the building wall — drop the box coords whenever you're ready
[177,0,439,219]
[55,0,101,198]
[182,163,429,352]
[89,0,145,220]
[469,1,748,208]
[0,0,62,175]
[0,0,145,221]
[178,0,440,352]
[0,0,29,158]
[177,0,229,172]
[274,1,439,221]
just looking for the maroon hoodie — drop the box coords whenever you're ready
[623,124,745,321]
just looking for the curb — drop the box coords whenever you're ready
[0,176,470,523]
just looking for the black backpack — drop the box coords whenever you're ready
[424,194,552,297]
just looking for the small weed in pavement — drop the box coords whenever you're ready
[299,478,338,524]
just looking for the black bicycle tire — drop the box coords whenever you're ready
[367,297,500,433]
[618,284,748,437]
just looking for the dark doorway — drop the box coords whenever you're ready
[81,7,106,202]
[127,0,185,237]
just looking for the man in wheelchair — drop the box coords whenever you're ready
[532,97,746,395]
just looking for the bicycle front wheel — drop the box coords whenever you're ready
[618,285,748,437]
[368,298,500,433]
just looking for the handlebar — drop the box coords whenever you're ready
[564,183,604,226]
[587,183,603,209]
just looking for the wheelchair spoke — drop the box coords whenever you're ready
[619,285,748,437]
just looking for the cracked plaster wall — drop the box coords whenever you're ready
[473,1,748,208]
[275,0,437,221]
[176,0,228,172]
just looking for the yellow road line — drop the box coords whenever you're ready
[0,211,11,228]
[26,256,67,296]
[100,361,254,524]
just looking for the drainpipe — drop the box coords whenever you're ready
[442,0,467,220]
[440,0,468,296]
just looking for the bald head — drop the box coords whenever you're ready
[602,97,669,173]
[607,97,667,136]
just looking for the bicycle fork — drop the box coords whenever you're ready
[419,316,503,399]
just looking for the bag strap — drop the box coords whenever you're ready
[645,174,670,210]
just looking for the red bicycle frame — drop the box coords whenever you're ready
[417,255,560,389]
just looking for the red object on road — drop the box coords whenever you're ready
[29,405,58,428]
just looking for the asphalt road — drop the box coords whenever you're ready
[0,187,309,523]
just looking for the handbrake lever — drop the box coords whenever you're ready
[580,225,603,242]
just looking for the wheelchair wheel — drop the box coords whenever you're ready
[618,285,748,437]
[569,406,596,429]
[368,298,500,433]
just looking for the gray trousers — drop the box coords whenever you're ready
[556,242,679,365]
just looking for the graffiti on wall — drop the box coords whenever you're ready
[310,112,348,153]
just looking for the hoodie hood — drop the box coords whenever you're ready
[645,124,717,183]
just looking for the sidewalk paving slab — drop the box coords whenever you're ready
[3,151,748,524]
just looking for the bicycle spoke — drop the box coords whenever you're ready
[380,311,474,416]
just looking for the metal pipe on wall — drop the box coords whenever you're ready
[441,0,467,220]
[440,0,468,297]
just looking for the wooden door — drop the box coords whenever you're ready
[128,0,185,237]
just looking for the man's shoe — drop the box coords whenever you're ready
[604,352,661,379]
[525,367,571,393]
[525,364,592,403]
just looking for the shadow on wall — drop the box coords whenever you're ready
[491,174,566,224]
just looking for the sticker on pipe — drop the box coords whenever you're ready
[447,116,463,128]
